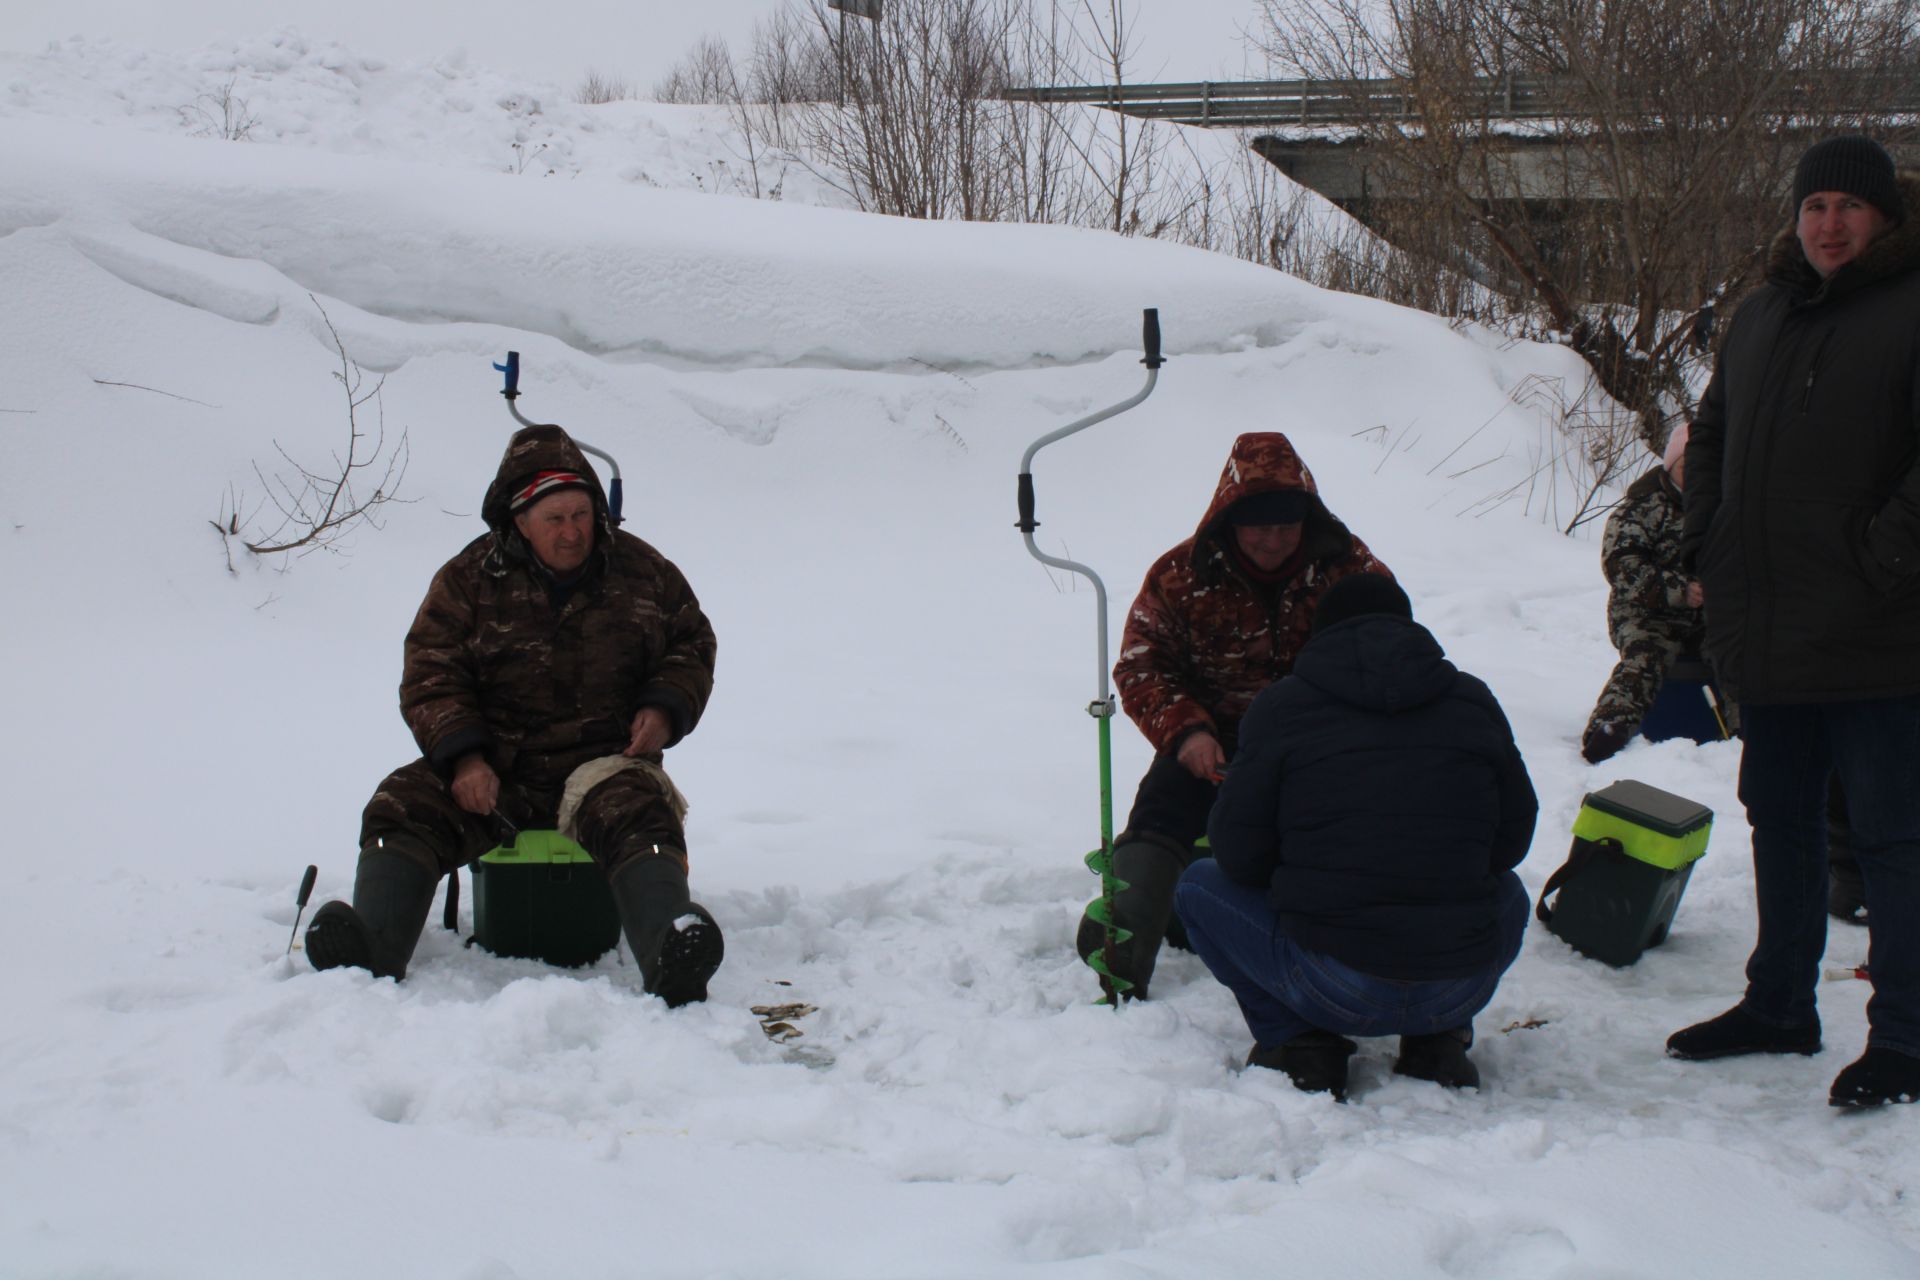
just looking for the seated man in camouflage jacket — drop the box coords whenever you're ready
[305,424,723,1006]
[1077,431,1392,999]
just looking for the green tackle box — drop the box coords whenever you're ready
[470,830,621,968]
[1538,779,1713,967]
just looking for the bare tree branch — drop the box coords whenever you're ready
[215,297,412,561]
[93,379,219,407]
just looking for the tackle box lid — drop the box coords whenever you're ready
[478,830,594,865]
[1582,780,1713,837]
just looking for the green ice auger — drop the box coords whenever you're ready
[1016,309,1165,1004]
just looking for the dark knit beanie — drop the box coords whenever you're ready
[1312,574,1412,634]
[1792,136,1902,220]
[1226,488,1310,526]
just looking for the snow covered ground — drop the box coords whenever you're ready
[0,36,1913,1280]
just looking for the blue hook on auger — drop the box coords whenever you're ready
[493,351,522,399]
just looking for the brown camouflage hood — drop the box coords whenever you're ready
[1188,432,1350,572]
[480,425,616,571]
[1115,432,1390,756]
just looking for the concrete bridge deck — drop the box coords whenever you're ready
[1002,70,1920,131]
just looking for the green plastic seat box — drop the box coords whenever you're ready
[471,831,621,967]
[1543,779,1713,967]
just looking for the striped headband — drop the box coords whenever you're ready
[509,470,590,512]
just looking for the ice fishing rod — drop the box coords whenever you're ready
[287,865,317,956]
[493,351,625,526]
[1017,308,1165,1004]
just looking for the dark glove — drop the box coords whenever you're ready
[1581,720,1632,764]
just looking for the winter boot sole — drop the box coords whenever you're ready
[651,904,724,1009]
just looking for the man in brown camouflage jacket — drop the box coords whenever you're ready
[305,424,724,1006]
[1077,431,1392,998]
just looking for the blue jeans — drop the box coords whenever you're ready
[1173,858,1529,1047]
[1738,698,1920,1057]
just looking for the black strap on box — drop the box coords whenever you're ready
[443,868,461,932]
[1535,835,1626,925]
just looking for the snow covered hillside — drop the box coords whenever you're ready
[0,36,1913,1280]
[1,30,842,200]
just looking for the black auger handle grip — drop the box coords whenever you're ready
[1142,309,1164,370]
[1017,472,1038,533]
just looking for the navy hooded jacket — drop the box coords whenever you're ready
[1205,614,1537,979]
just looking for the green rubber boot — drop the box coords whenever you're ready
[610,855,723,1008]
[1075,835,1187,1000]
[306,843,440,980]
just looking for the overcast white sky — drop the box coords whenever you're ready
[5,1,1270,91]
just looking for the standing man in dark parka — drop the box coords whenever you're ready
[1670,137,1920,1107]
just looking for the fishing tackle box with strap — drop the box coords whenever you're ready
[464,830,621,967]
[1536,779,1712,966]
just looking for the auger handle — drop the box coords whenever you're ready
[1142,308,1164,370]
[1016,473,1038,534]
[493,351,521,399]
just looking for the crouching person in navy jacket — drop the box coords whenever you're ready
[1175,575,1537,1101]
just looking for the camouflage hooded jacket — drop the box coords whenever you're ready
[398,425,717,786]
[1114,432,1392,755]
[1603,464,1703,657]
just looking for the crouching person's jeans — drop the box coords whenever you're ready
[1174,858,1529,1048]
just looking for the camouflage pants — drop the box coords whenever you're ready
[359,758,688,877]
[1589,637,1681,736]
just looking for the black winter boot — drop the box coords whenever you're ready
[1666,1005,1821,1061]
[654,903,725,1009]
[1829,1047,1920,1108]
[1074,835,1187,1001]
[306,844,440,980]
[1248,1031,1358,1101]
[1394,1027,1480,1089]
[609,855,723,1007]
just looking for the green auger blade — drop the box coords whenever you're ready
[1082,845,1134,999]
